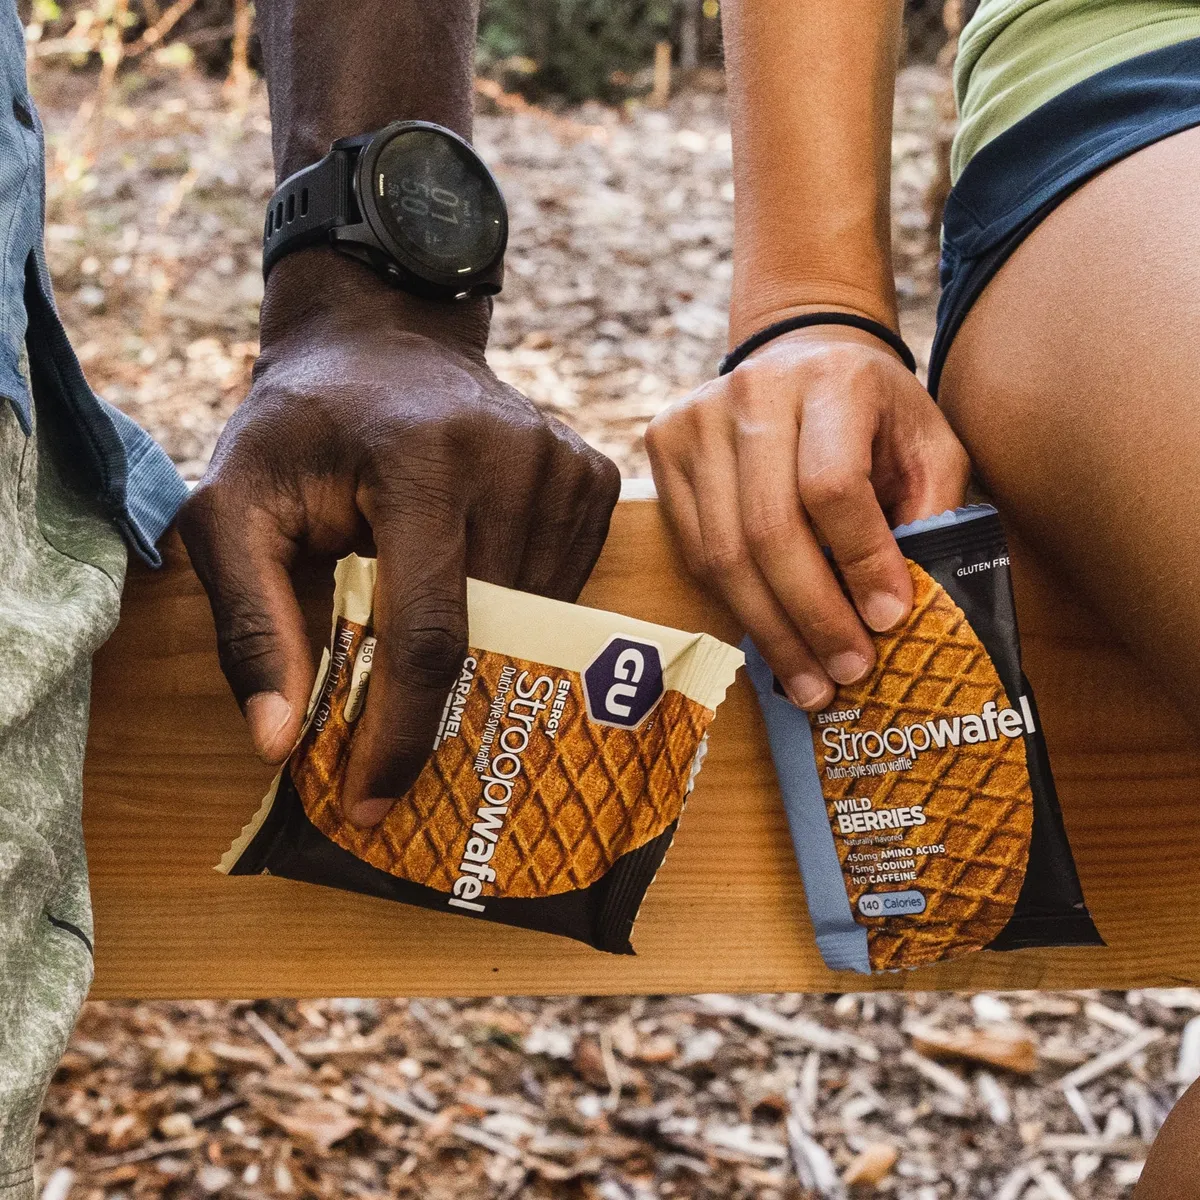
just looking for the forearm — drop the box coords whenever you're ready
[722,0,903,342]
[253,0,489,353]
[256,0,481,181]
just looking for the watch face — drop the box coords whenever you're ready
[372,128,505,279]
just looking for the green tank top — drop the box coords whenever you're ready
[952,0,1200,181]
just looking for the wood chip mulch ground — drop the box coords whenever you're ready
[38,989,1200,1198]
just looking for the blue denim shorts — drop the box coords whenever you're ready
[929,36,1200,397]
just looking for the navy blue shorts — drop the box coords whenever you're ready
[929,36,1200,397]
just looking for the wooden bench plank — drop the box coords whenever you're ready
[83,499,1200,998]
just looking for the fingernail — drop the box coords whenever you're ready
[786,673,833,710]
[245,691,293,763]
[863,591,907,632]
[827,651,870,685]
[348,797,393,828]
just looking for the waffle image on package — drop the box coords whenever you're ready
[746,505,1103,974]
[220,556,743,954]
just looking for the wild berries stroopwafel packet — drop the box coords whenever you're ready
[746,505,1103,973]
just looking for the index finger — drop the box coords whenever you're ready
[796,385,914,633]
[733,403,877,684]
[341,491,469,828]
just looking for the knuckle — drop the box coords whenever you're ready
[913,427,971,482]
[545,417,592,469]
[510,413,557,464]
[649,387,718,453]
[643,411,668,456]
[541,426,620,519]
[703,538,751,580]
[393,618,468,693]
[647,394,691,434]
[178,487,258,588]
[492,411,560,479]
[693,379,730,426]
[500,398,550,437]
[742,503,798,556]
[214,606,278,692]
[798,466,859,514]
[800,607,857,654]
[589,452,622,509]
[836,536,895,580]
[382,415,456,464]
[371,465,461,527]
[726,368,767,419]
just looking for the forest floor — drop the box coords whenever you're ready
[26,60,1180,1200]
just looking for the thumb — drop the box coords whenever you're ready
[178,486,314,764]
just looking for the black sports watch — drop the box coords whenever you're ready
[262,120,508,301]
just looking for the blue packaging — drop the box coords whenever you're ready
[745,506,1102,973]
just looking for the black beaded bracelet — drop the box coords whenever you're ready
[718,311,917,376]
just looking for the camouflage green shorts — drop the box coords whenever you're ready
[0,361,126,1198]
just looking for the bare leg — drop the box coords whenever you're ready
[1135,1078,1200,1199]
[939,123,1200,1200]
[941,123,1200,730]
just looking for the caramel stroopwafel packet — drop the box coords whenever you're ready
[220,557,743,954]
[746,505,1103,973]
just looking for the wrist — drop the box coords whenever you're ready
[729,287,900,351]
[260,248,491,361]
[721,311,916,377]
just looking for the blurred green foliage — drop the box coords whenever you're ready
[478,0,678,102]
[22,0,947,102]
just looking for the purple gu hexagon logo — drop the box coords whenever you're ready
[583,635,665,729]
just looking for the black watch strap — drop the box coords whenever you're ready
[263,151,356,278]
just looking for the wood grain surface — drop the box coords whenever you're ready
[84,499,1200,999]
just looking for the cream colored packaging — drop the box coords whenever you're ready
[220,556,743,953]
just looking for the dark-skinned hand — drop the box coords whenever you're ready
[178,250,620,827]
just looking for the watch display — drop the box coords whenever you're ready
[371,127,506,278]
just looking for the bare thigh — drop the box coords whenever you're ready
[941,123,1200,731]
[1133,1075,1200,1200]
[941,125,1200,1200]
